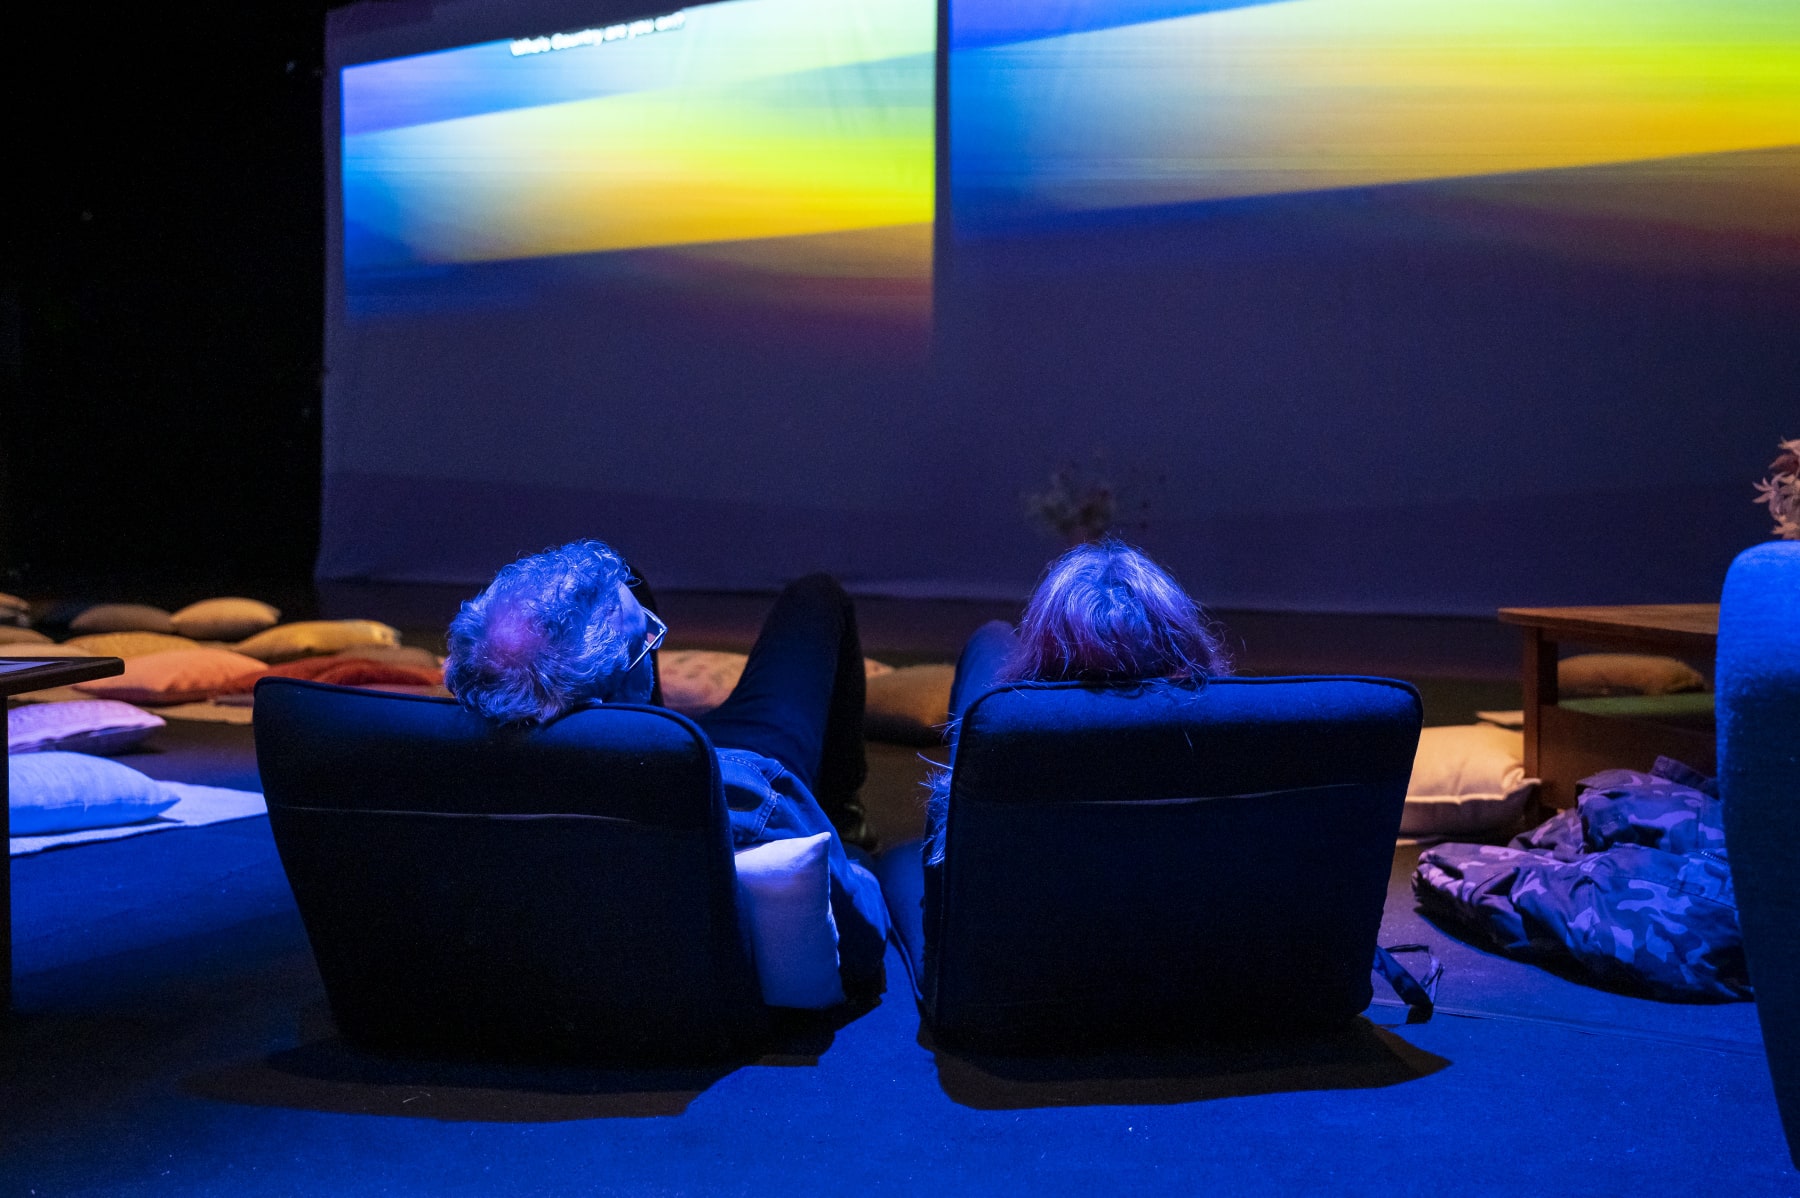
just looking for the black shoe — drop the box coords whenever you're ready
[829,796,878,854]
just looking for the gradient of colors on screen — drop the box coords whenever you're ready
[953,0,1800,260]
[342,0,934,326]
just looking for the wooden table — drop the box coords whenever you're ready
[1497,605,1719,808]
[2,655,126,1011]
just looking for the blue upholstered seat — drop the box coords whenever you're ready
[254,678,767,1062]
[875,675,1423,1050]
[1719,542,1800,1165]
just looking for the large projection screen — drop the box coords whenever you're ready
[323,0,941,591]
[324,0,1800,612]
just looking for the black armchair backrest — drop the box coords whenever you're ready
[254,678,764,1061]
[923,676,1422,1048]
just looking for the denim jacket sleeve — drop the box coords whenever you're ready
[716,747,889,983]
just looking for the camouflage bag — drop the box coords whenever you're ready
[1413,758,1748,1001]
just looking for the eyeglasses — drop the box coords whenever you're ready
[623,609,667,675]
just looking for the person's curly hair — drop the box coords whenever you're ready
[443,540,634,725]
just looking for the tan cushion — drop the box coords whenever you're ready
[0,591,28,618]
[233,620,402,663]
[657,651,897,717]
[333,644,443,670]
[2,643,97,657]
[1558,653,1707,698]
[74,647,269,706]
[864,664,956,745]
[62,631,201,659]
[1401,724,1538,838]
[658,650,747,715]
[169,597,282,641]
[0,626,53,646]
[69,603,177,635]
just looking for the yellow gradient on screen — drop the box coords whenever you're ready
[345,0,933,264]
[974,0,1800,210]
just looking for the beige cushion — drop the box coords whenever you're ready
[169,597,282,641]
[3,643,97,657]
[69,603,176,635]
[1402,724,1539,838]
[74,647,269,706]
[658,651,898,717]
[233,620,402,663]
[865,664,956,745]
[0,626,53,646]
[659,650,748,715]
[1558,653,1707,698]
[0,592,28,620]
[62,631,201,659]
[334,644,443,670]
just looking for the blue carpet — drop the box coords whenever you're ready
[3,724,1794,1194]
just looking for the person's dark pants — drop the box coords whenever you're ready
[694,574,872,847]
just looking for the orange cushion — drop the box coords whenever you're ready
[75,648,269,706]
[222,655,442,695]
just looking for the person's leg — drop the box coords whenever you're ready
[696,574,869,841]
[949,620,1018,726]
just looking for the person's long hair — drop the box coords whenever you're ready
[1000,539,1231,684]
[925,540,1231,862]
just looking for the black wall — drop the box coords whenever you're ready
[5,3,333,599]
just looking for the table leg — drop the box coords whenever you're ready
[1521,628,1557,793]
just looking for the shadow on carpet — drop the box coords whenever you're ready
[182,997,886,1123]
[923,1019,1448,1110]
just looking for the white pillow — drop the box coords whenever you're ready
[7,700,166,755]
[1402,724,1539,838]
[734,832,845,1009]
[8,752,178,835]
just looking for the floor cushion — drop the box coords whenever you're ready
[8,751,178,835]
[0,626,53,646]
[1402,723,1539,838]
[864,664,956,745]
[68,604,177,635]
[220,655,442,695]
[74,648,269,706]
[62,631,201,659]
[1559,653,1708,698]
[170,597,282,641]
[233,620,402,662]
[658,651,894,717]
[6,700,166,755]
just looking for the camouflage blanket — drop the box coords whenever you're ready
[1412,758,1749,1001]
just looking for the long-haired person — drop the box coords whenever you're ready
[925,539,1233,862]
